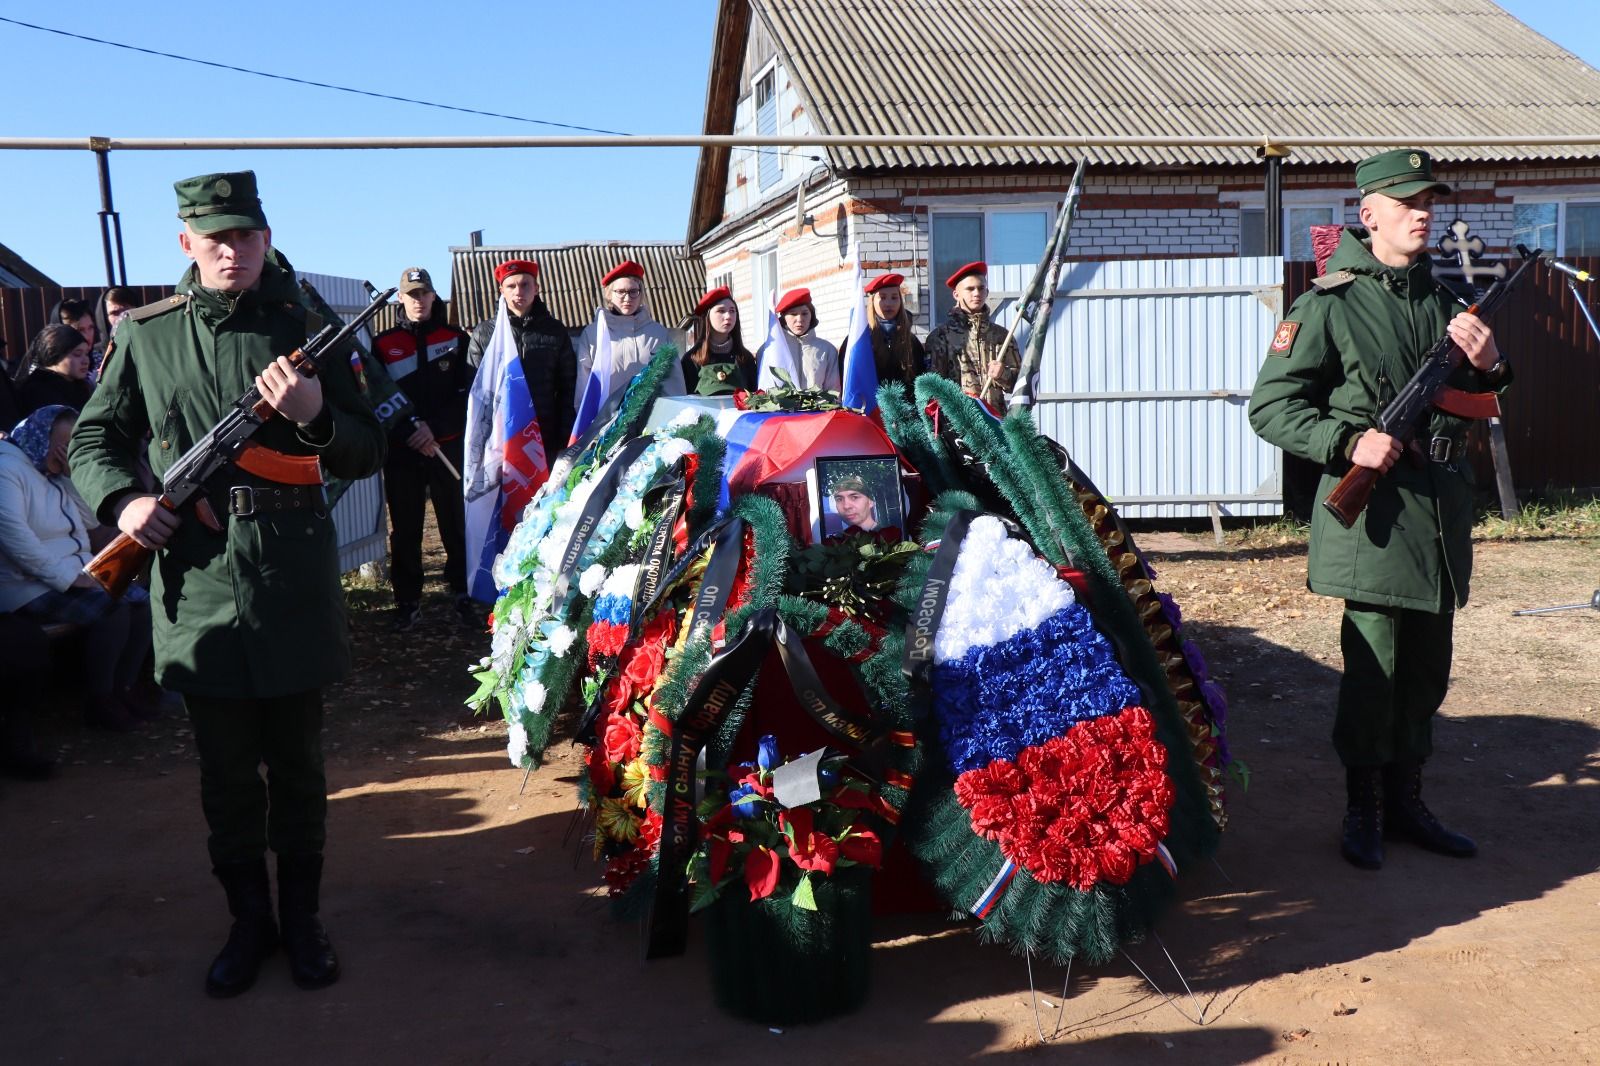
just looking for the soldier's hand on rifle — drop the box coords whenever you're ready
[1351,429,1403,473]
[257,355,324,426]
[115,493,181,549]
[406,419,438,455]
[1447,312,1501,371]
[987,358,1007,380]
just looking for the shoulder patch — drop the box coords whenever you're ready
[126,293,189,323]
[1310,270,1357,292]
[1269,320,1300,353]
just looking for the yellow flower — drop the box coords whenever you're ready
[621,758,651,809]
[596,798,640,845]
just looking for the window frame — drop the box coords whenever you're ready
[1511,194,1600,256]
[926,202,1055,327]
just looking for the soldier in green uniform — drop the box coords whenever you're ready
[1249,150,1510,870]
[70,172,387,995]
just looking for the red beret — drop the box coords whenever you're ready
[601,260,645,287]
[864,272,904,295]
[494,259,539,285]
[945,261,988,289]
[693,286,733,316]
[774,287,812,315]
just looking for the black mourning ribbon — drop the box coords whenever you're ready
[644,607,887,960]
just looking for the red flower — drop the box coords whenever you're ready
[603,714,642,764]
[952,706,1174,892]
[779,807,839,876]
[637,810,662,851]
[622,640,666,689]
[838,830,882,868]
[585,744,616,797]
[640,610,678,647]
[744,845,781,900]
[601,675,635,719]
[588,620,629,660]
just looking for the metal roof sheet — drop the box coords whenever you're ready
[448,243,707,333]
[750,0,1600,170]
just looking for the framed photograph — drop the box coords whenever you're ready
[806,454,906,541]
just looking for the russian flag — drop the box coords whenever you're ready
[712,407,898,512]
[463,299,549,603]
[755,298,799,391]
[571,307,615,443]
[839,246,880,413]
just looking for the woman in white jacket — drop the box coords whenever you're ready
[0,405,152,731]
[756,288,841,393]
[572,260,686,433]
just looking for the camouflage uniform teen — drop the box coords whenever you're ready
[1248,150,1509,870]
[926,260,1021,412]
[70,171,387,995]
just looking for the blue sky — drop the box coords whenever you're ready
[0,2,1593,296]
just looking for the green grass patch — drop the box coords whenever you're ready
[1475,491,1600,541]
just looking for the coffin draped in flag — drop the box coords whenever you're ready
[463,299,549,603]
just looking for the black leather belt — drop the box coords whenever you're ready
[1426,435,1462,464]
[228,483,327,517]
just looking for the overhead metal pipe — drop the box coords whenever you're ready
[4,134,1600,151]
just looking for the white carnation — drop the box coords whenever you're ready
[507,721,530,768]
[545,625,576,658]
[579,564,608,597]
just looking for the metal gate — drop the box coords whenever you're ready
[991,255,1286,520]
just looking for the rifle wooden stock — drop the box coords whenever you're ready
[1321,463,1380,529]
[83,494,178,597]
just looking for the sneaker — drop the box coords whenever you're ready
[454,596,485,629]
[393,602,421,632]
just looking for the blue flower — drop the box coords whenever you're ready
[931,604,1140,773]
[757,735,781,772]
[729,784,761,818]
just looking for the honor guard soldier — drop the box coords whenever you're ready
[1249,150,1510,870]
[70,171,388,996]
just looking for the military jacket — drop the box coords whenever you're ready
[1248,228,1509,611]
[926,306,1020,411]
[69,260,387,697]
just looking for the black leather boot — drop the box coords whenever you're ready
[206,859,279,998]
[1341,767,1385,870]
[278,853,340,990]
[1383,761,1477,857]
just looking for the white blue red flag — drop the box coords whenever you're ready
[755,298,799,391]
[839,247,880,412]
[571,307,615,443]
[463,299,549,603]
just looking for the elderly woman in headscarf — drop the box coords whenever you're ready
[572,260,686,431]
[17,323,94,416]
[0,405,153,732]
[756,288,840,393]
[838,272,927,399]
[681,286,758,395]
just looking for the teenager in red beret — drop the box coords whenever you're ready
[837,272,927,399]
[925,261,1021,412]
[682,287,757,395]
[574,260,685,406]
[468,258,577,451]
[756,287,840,392]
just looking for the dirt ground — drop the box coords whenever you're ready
[4,523,1598,1065]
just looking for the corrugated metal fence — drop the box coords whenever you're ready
[995,255,1286,519]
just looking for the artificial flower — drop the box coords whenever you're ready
[780,807,839,876]
[744,846,782,901]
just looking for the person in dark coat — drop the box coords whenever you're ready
[926,261,1020,412]
[837,272,926,398]
[682,286,757,395]
[16,324,94,416]
[372,267,475,630]
[467,259,577,450]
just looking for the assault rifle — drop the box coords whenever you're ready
[1321,248,1539,529]
[83,286,397,597]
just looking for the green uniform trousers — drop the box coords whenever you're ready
[1334,595,1453,768]
[185,690,327,867]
